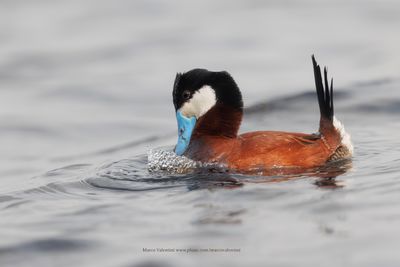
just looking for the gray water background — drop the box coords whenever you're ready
[1,0,400,266]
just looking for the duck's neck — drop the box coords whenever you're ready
[192,104,243,139]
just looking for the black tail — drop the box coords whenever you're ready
[312,55,334,121]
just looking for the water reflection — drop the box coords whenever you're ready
[84,155,352,193]
[186,159,352,190]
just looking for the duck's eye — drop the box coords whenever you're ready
[182,90,191,100]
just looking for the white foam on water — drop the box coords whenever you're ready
[147,149,201,174]
[147,149,221,174]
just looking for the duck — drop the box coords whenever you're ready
[172,56,353,172]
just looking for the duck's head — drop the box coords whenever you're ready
[172,69,243,156]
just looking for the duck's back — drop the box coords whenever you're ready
[226,131,334,169]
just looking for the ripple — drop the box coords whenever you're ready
[86,155,242,192]
[0,238,91,254]
[81,150,353,192]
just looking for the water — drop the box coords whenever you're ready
[1,0,400,266]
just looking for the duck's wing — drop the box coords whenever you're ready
[235,131,332,167]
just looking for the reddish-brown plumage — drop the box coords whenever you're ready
[183,99,343,171]
[186,121,342,172]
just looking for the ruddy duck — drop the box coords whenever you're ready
[172,56,353,171]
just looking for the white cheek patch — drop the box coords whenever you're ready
[180,85,217,119]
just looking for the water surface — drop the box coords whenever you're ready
[1,1,400,267]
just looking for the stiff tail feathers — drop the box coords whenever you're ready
[312,55,333,122]
[311,55,353,156]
